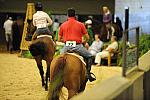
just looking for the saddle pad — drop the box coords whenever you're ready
[67,53,86,66]
[37,35,56,46]
[37,35,52,39]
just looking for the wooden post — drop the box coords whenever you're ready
[108,53,111,66]
[19,3,35,56]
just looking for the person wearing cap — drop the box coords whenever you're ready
[3,17,13,51]
[85,18,94,46]
[85,18,92,28]
[58,8,96,82]
[32,2,53,40]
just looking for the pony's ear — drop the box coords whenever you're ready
[27,19,32,24]
[25,34,32,41]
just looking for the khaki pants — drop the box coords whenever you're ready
[95,50,113,65]
[5,33,12,42]
[105,23,115,39]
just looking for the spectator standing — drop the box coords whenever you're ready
[3,17,13,51]
[52,18,59,34]
[85,19,94,46]
[12,16,23,51]
[102,6,112,27]
[102,6,114,40]
[116,17,123,32]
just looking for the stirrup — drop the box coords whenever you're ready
[87,72,96,82]
[90,72,96,80]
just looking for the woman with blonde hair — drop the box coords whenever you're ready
[102,6,114,40]
[102,6,112,25]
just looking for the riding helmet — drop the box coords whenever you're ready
[35,2,43,11]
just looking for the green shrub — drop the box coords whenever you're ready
[117,33,150,66]
[139,33,150,56]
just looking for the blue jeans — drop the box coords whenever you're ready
[61,44,93,59]
[61,43,96,81]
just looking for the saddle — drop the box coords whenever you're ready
[66,51,96,82]
[66,51,86,66]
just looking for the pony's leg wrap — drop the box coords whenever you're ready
[37,65,45,86]
[45,63,50,91]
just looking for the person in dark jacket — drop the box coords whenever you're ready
[12,17,23,51]
[116,17,123,32]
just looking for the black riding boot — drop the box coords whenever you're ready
[86,57,96,82]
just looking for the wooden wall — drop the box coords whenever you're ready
[0,0,115,15]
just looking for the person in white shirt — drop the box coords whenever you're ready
[3,17,13,51]
[88,34,103,56]
[95,36,118,65]
[32,2,53,40]
[52,19,59,33]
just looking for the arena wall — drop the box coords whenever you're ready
[115,0,150,34]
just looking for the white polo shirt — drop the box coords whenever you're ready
[3,19,13,34]
[33,11,53,29]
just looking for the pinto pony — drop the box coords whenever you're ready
[90,19,122,42]
[25,19,56,90]
[47,53,87,100]
[100,23,122,42]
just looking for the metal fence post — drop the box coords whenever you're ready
[136,27,139,66]
[122,31,127,77]
[125,7,129,41]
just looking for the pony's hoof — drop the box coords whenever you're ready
[42,83,45,86]
[45,86,48,91]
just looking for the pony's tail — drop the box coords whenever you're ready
[48,56,66,100]
[29,41,46,57]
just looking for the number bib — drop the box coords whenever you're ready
[65,41,76,47]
